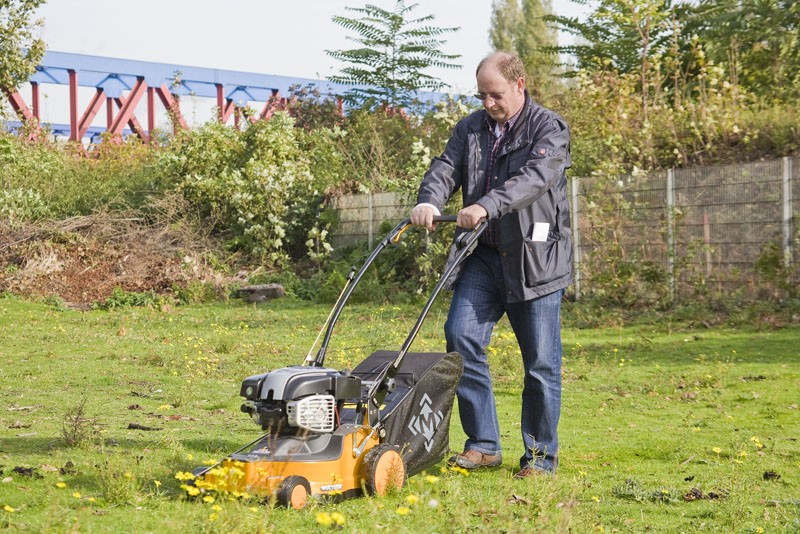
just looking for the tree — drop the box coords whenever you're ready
[326,1,461,109]
[0,0,46,93]
[681,0,800,101]
[489,0,559,101]
[550,0,675,76]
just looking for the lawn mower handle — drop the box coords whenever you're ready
[309,216,484,367]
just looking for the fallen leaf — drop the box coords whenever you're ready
[127,423,162,431]
[12,466,42,479]
[508,494,529,505]
[9,421,31,429]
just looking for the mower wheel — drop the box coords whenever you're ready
[277,475,311,510]
[361,444,406,496]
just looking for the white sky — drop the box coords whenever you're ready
[33,0,592,94]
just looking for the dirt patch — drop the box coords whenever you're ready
[0,214,239,308]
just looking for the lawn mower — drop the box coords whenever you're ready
[191,216,486,509]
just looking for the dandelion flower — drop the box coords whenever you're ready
[428,499,440,508]
[331,512,346,526]
[316,512,333,526]
[406,494,420,505]
[424,475,439,484]
[55,482,67,489]
[712,447,721,454]
[396,506,410,516]
[4,505,15,513]
[592,495,601,502]
[202,495,215,503]
[72,492,81,499]
[154,480,162,488]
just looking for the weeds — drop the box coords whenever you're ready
[61,397,95,447]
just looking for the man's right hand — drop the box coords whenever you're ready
[411,204,438,232]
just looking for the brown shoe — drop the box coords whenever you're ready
[448,450,502,469]
[513,466,549,479]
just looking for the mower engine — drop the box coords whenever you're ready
[240,366,362,433]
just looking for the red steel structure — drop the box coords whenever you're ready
[2,51,367,143]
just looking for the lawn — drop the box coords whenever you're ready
[0,294,798,532]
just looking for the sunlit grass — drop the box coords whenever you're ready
[0,295,797,532]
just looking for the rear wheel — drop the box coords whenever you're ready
[361,444,406,496]
[277,475,311,509]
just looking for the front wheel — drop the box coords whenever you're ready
[361,444,406,496]
[277,475,311,509]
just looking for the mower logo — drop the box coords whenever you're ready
[407,393,444,452]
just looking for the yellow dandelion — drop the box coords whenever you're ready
[738,451,747,457]
[174,472,196,481]
[4,505,15,513]
[202,495,215,503]
[180,484,200,497]
[406,494,420,505]
[124,472,132,479]
[712,447,721,454]
[72,492,81,499]
[424,475,439,484]
[592,495,601,502]
[212,504,222,512]
[396,506,410,516]
[331,512,346,526]
[209,513,218,521]
[154,480,162,487]
[316,512,333,527]
[55,482,67,489]
[87,497,96,503]
[186,454,194,461]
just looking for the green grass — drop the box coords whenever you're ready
[0,294,798,532]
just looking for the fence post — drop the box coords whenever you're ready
[571,176,581,300]
[783,157,794,275]
[368,191,374,249]
[666,169,676,301]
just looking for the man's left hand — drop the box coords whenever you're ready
[457,204,488,229]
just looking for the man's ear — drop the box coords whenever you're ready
[517,77,526,92]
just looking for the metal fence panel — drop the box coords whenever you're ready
[330,157,797,300]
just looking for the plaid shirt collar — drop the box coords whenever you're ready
[485,104,524,138]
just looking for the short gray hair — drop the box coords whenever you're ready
[476,52,526,84]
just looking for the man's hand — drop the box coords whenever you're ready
[457,204,488,230]
[411,204,438,232]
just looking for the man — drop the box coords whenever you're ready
[410,52,572,478]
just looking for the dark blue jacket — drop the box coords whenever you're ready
[416,91,573,302]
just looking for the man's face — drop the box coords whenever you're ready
[475,64,525,125]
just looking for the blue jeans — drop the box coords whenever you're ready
[445,244,564,472]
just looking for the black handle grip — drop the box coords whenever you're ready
[432,215,457,223]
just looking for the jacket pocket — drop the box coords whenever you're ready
[523,236,569,287]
